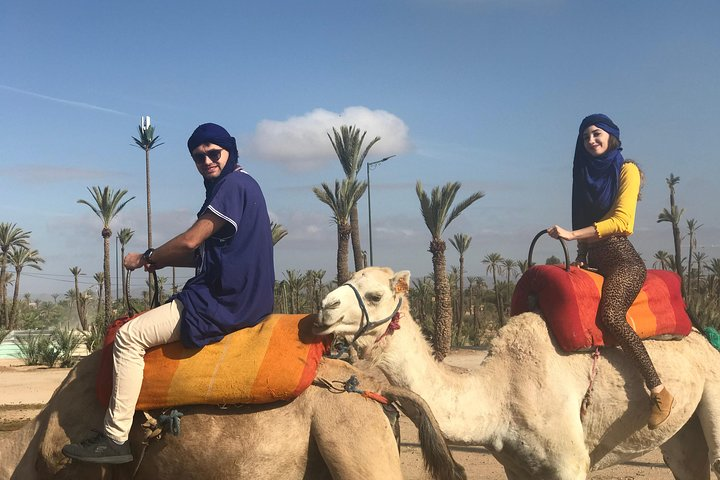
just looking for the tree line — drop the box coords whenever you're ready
[2,125,719,366]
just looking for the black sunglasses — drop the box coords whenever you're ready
[192,149,223,163]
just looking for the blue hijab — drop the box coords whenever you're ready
[187,123,240,210]
[571,114,625,230]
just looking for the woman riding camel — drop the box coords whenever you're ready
[547,113,674,430]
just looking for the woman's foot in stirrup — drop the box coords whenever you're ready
[648,387,674,430]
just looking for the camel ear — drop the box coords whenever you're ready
[392,270,411,294]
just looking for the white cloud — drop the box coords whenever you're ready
[246,106,412,171]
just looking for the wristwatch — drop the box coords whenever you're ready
[142,248,155,265]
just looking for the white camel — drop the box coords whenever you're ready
[0,348,466,480]
[315,266,720,480]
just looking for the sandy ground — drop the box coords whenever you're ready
[0,354,674,479]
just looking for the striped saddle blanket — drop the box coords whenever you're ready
[96,313,329,410]
[511,266,692,352]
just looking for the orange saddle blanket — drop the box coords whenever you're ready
[511,266,692,352]
[96,313,329,410]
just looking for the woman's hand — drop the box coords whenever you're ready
[547,225,575,241]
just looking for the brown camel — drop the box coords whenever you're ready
[0,349,466,480]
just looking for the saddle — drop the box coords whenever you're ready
[96,313,329,410]
[511,265,692,352]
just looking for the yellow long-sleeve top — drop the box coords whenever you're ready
[594,162,641,237]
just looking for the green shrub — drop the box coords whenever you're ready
[53,328,82,367]
[14,335,44,366]
[38,337,60,367]
[83,321,106,353]
[15,329,84,367]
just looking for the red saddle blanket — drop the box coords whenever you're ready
[510,266,692,352]
[97,313,329,410]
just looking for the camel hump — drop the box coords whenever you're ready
[511,266,692,352]
[97,313,329,409]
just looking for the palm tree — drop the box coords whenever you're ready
[69,267,88,330]
[313,178,367,284]
[516,259,529,274]
[657,173,685,295]
[270,222,288,246]
[328,125,380,272]
[706,258,720,300]
[686,218,702,294]
[117,227,134,306]
[483,252,505,327]
[0,223,30,327]
[8,247,44,329]
[449,233,472,345]
[304,269,326,313]
[416,181,484,359]
[93,272,104,321]
[410,276,434,331]
[692,251,708,295]
[283,270,304,312]
[132,117,163,253]
[502,258,517,313]
[77,186,135,324]
[653,250,671,270]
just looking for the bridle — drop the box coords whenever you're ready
[328,282,402,357]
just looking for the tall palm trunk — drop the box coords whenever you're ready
[102,229,112,324]
[121,243,127,306]
[455,256,465,345]
[97,283,103,320]
[491,268,504,326]
[73,275,87,331]
[430,238,452,360]
[337,222,352,284]
[0,258,6,328]
[8,268,21,330]
[350,206,364,272]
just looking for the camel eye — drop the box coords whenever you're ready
[365,292,383,303]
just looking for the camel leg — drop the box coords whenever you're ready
[308,388,402,480]
[698,382,720,479]
[661,414,711,480]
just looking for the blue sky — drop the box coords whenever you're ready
[1,0,718,296]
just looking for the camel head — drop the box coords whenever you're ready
[315,267,411,349]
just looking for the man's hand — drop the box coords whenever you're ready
[124,253,146,271]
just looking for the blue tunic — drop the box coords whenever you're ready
[175,169,275,348]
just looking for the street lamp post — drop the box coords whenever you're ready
[366,155,396,266]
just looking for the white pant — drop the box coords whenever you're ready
[104,300,183,442]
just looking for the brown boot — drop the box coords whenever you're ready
[648,388,674,430]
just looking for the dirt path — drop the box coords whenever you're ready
[0,356,675,479]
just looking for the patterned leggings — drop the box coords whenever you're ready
[587,235,661,389]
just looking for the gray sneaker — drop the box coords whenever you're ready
[62,431,133,464]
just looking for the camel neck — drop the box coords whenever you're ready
[368,309,505,444]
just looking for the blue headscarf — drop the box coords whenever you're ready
[571,114,625,230]
[187,123,240,209]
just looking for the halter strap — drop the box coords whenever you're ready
[342,282,403,344]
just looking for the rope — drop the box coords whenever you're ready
[158,409,184,436]
[314,375,389,405]
[580,347,601,420]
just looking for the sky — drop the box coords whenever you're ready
[1,0,719,297]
